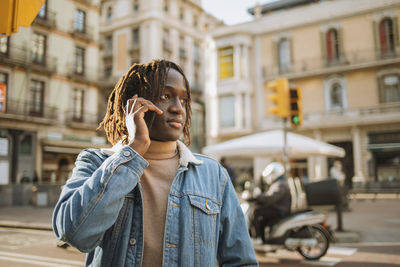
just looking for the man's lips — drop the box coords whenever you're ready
[167,119,183,128]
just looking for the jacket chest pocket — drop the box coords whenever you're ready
[188,195,220,247]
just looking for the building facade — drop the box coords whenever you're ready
[205,0,400,188]
[99,0,222,152]
[0,0,106,204]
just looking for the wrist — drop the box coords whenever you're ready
[129,139,151,156]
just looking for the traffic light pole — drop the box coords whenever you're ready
[283,117,289,176]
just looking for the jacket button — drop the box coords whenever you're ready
[123,151,131,157]
[205,200,211,210]
[129,238,136,245]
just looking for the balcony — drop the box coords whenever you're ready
[98,74,120,89]
[0,44,57,75]
[65,111,102,129]
[32,10,57,29]
[303,102,400,129]
[262,46,400,80]
[1,98,58,124]
[66,64,98,85]
[69,21,94,43]
[30,55,58,75]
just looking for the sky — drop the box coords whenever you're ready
[201,0,274,25]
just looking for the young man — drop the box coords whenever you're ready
[52,59,257,266]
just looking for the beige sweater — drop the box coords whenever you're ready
[141,140,179,267]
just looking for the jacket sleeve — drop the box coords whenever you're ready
[217,167,258,267]
[52,146,148,252]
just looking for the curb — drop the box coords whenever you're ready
[0,220,52,231]
[333,230,361,243]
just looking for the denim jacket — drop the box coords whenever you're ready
[52,141,258,267]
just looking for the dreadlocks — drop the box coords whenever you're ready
[98,59,192,146]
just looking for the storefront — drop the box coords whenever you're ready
[368,131,400,183]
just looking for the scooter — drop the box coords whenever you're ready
[241,191,332,260]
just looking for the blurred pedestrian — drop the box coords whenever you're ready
[330,160,349,210]
[52,59,257,267]
[220,157,237,187]
[20,171,30,183]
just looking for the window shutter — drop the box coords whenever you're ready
[337,27,345,63]
[272,39,278,76]
[393,17,399,47]
[372,20,379,57]
[320,30,327,66]
[377,75,384,103]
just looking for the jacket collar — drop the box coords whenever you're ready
[177,140,203,167]
[101,140,203,167]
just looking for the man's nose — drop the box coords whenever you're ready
[170,97,184,114]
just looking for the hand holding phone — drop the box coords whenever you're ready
[126,95,162,156]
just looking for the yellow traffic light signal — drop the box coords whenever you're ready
[289,87,302,127]
[0,0,45,36]
[267,78,289,118]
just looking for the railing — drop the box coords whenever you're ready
[262,46,400,79]
[3,98,58,120]
[0,44,57,74]
[65,111,101,126]
[66,63,99,84]
[33,10,57,29]
[304,102,400,123]
[69,21,94,42]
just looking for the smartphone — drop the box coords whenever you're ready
[144,111,156,133]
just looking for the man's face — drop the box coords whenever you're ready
[148,68,188,142]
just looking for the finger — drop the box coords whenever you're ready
[135,103,163,115]
[130,98,163,115]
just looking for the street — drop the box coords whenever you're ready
[257,243,400,266]
[0,227,85,267]
[0,198,399,266]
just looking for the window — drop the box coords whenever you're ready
[163,29,171,51]
[132,28,140,49]
[379,18,395,56]
[326,28,340,63]
[29,80,44,116]
[19,134,32,155]
[0,37,9,56]
[72,88,84,121]
[74,47,85,75]
[330,83,343,108]
[105,35,112,53]
[74,9,86,33]
[219,95,235,127]
[381,74,400,103]
[179,7,184,21]
[193,42,200,64]
[218,46,234,79]
[31,32,46,64]
[105,66,112,78]
[164,0,169,13]
[179,35,186,59]
[0,72,8,113]
[278,38,291,72]
[0,72,8,85]
[107,6,113,21]
[193,15,198,28]
[37,1,47,19]
[133,0,139,12]
[324,75,347,110]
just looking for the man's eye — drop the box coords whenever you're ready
[160,94,170,101]
[180,98,188,105]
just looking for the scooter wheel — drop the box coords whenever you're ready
[297,225,329,260]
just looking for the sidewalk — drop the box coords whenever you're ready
[0,195,399,244]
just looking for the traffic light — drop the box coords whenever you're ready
[267,78,289,118]
[0,0,45,36]
[289,87,302,127]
